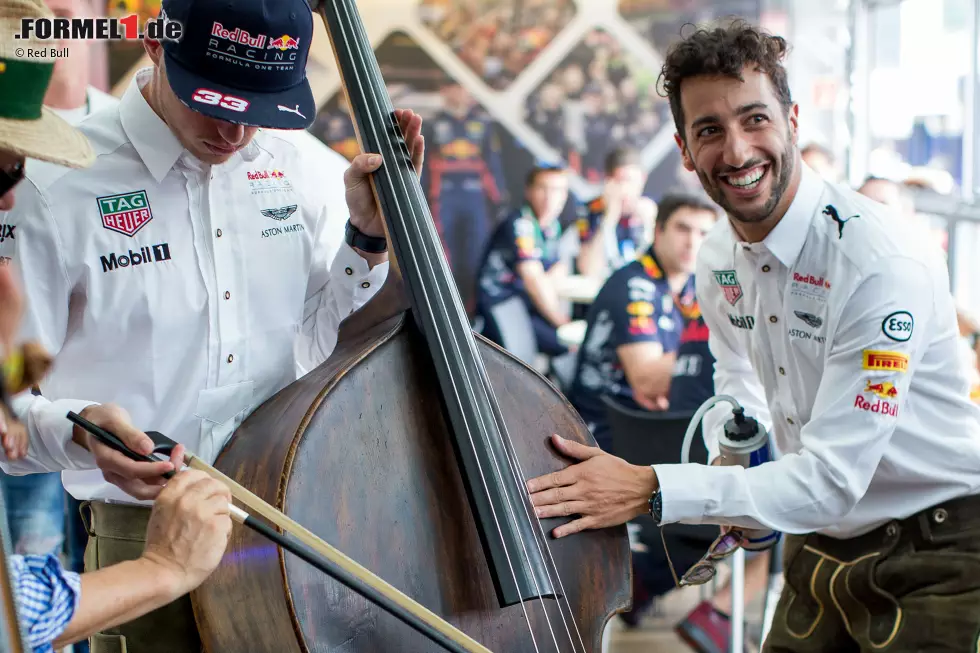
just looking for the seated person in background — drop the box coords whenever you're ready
[476,165,572,356]
[566,194,717,451]
[576,147,656,278]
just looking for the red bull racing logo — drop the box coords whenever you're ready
[208,22,300,69]
[864,380,898,399]
[268,34,300,50]
[854,379,899,416]
[441,139,481,160]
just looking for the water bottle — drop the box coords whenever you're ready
[716,407,781,551]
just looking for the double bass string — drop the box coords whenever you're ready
[325,2,544,650]
[327,1,562,650]
[336,2,585,650]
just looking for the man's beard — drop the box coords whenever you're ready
[695,137,795,225]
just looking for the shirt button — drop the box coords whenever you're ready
[762,265,771,272]
[224,291,231,300]
[779,367,786,375]
[345,267,353,276]
[216,229,223,238]
[227,354,234,363]
[787,417,795,425]
[361,282,370,289]
[769,316,778,324]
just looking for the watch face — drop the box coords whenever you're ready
[650,492,662,522]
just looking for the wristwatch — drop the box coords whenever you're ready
[345,219,388,253]
[649,488,663,525]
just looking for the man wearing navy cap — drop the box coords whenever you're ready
[0,0,425,650]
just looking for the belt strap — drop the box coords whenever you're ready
[91,633,127,653]
[82,501,152,541]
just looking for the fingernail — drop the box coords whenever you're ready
[368,154,382,165]
[535,508,543,517]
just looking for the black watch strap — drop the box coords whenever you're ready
[345,219,387,253]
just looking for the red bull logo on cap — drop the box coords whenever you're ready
[211,22,267,49]
[268,34,300,51]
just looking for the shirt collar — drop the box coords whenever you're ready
[758,163,825,267]
[119,68,185,183]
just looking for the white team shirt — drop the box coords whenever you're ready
[654,164,980,538]
[0,68,387,503]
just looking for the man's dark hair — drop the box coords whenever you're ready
[659,20,793,141]
[655,192,718,230]
[525,164,567,187]
[604,147,641,176]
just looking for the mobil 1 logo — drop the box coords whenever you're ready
[100,243,171,273]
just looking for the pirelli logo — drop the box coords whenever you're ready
[862,350,909,373]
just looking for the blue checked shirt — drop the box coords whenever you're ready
[9,554,79,652]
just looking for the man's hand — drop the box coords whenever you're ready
[140,469,232,597]
[0,406,27,460]
[72,403,183,500]
[526,434,658,538]
[345,108,425,239]
[601,180,623,225]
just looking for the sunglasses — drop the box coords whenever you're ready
[661,527,744,587]
[0,160,25,200]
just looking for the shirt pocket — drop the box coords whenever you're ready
[194,380,255,461]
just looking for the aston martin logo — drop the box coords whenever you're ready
[260,205,298,221]
[794,310,823,328]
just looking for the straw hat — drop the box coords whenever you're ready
[0,0,94,168]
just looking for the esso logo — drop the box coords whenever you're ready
[882,311,914,342]
[191,88,249,113]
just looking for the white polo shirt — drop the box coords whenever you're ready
[0,68,387,503]
[654,165,980,539]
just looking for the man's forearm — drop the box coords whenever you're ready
[525,281,568,328]
[53,558,182,648]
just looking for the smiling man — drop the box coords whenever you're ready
[526,21,980,653]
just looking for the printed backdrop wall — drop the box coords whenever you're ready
[104,0,767,308]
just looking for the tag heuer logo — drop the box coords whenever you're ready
[260,205,298,221]
[713,269,743,306]
[98,191,152,237]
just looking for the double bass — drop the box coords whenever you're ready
[191,0,632,650]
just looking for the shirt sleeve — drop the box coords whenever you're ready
[10,554,80,651]
[0,183,98,475]
[295,203,388,376]
[694,272,771,463]
[655,257,935,534]
[512,217,541,263]
[610,275,668,348]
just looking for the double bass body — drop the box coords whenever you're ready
[193,287,631,652]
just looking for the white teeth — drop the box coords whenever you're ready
[727,168,765,188]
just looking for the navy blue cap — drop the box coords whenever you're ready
[160,0,315,129]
